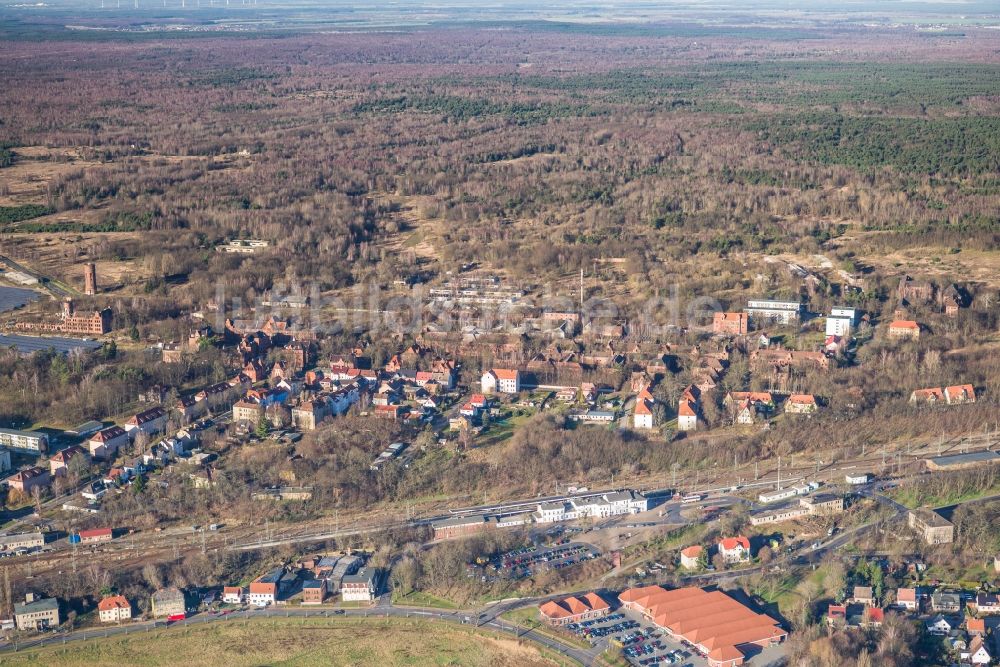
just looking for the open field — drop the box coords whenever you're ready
[0,617,563,667]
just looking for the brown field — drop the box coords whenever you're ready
[1,617,565,667]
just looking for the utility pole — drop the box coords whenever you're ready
[754,461,759,481]
[777,456,781,490]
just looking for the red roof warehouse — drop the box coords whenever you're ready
[78,528,113,543]
[619,586,786,667]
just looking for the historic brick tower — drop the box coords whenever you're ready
[83,262,97,296]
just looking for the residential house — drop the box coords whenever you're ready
[895,588,918,612]
[712,312,748,336]
[724,391,774,414]
[926,615,954,635]
[930,591,962,613]
[680,545,704,569]
[301,580,327,605]
[539,592,610,626]
[967,635,992,665]
[151,587,186,618]
[785,394,818,415]
[850,586,875,607]
[49,445,89,477]
[910,384,976,407]
[677,399,699,431]
[8,467,51,495]
[233,400,265,425]
[125,407,168,439]
[481,368,520,394]
[862,607,884,628]
[222,586,245,604]
[967,617,986,636]
[249,568,286,607]
[887,320,920,340]
[341,568,378,602]
[975,592,1000,615]
[634,389,656,429]
[97,595,132,623]
[87,425,128,460]
[14,593,59,631]
[944,384,977,405]
[717,536,751,564]
[826,604,847,628]
[908,509,954,545]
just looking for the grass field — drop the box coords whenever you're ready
[2,617,564,667]
[391,589,460,609]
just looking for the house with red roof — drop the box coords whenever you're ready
[785,394,817,415]
[97,595,131,623]
[680,545,704,569]
[717,536,751,564]
[49,445,90,477]
[888,320,920,340]
[712,312,748,336]
[894,587,918,611]
[910,384,977,407]
[538,592,610,626]
[87,425,128,460]
[634,388,656,430]
[677,399,699,431]
[481,368,520,394]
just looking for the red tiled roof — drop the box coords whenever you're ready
[677,400,696,417]
[79,528,112,539]
[91,425,126,442]
[491,368,519,381]
[619,586,785,659]
[889,320,919,330]
[681,545,703,558]
[728,391,773,403]
[944,384,976,401]
[719,536,750,552]
[788,394,816,405]
[98,595,130,611]
[539,592,610,620]
[897,588,916,602]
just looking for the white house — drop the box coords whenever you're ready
[717,536,751,564]
[87,425,129,460]
[222,587,245,605]
[677,399,698,431]
[926,615,954,635]
[966,636,992,665]
[634,389,655,429]
[680,545,703,569]
[341,568,378,602]
[97,595,132,624]
[481,368,520,394]
[825,307,858,337]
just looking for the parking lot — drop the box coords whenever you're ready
[562,609,707,667]
[487,541,601,580]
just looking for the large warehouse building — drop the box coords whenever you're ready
[618,586,787,667]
